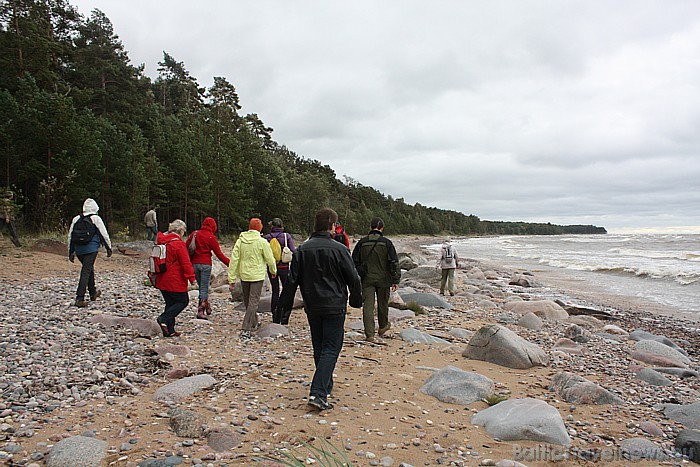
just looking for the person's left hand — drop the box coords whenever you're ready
[69,253,75,263]
[106,248,113,257]
[391,284,398,292]
[271,274,276,279]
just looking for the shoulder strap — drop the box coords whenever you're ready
[283,233,287,248]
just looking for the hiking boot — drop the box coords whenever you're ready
[203,299,212,315]
[378,322,391,337]
[365,335,375,342]
[74,299,89,308]
[90,290,101,301]
[307,395,333,411]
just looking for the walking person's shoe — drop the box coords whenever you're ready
[203,299,212,315]
[90,290,102,301]
[365,335,375,342]
[307,395,333,411]
[196,300,207,320]
[156,316,180,337]
[74,299,89,307]
[378,322,391,337]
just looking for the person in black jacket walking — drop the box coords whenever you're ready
[277,207,361,411]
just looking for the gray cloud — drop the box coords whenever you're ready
[72,0,700,232]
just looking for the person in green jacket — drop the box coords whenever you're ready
[351,217,401,341]
[228,218,277,337]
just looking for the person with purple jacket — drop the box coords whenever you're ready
[265,217,296,324]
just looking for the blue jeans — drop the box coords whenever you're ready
[159,290,189,334]
[194,264,212,300]
[147,225,157,241]
[306,312,345,399]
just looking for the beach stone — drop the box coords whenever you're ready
[509,273,534,287]
[467,267,486,280]
[635,368,672,387]
[448,328,474,340]
[602,324,628,335]
[256,323,289,338]
[208,259,228,288]
[630,350,687,368]
[154,345,191,358]
[552,338,585,355]
[207,428,241,451]
[504,300,568,321]
[32,238,69,256]
[563,324,589,343]
[495,461,528,467]
[388,307,415,322]
[399,329,450,345]
[652,367,699,378]
[400,266,440,286]
[517,312,542,331]
[419,365,494,405]
[657,402,700,429]
[675,429,700,463]
[463,324,549,369]
[549,372,624,405]
[46,435,108,467]
[389,290,405,306]
[477,299,498,309]
[397,292,453,309]
[566,315,603,329]
[166,368,190,379]
[152,374,217,402]
[398,253,418,271]
[639,421,665,437]
[594,332,624,342]
[620,437,668,461]
[471,398,570,446]
[629,330,686,355]
[88,314,161,337]
[138,457,184,466]
[169,409,206,438]
[634,340,690,365]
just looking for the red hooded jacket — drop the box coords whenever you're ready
[333,224,350,248]
[186,217,230,266]
[155,231,195,292]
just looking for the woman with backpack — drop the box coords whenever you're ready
[436,240,459,296]
[68,198,112,307]
[154,219,195,337]
[185,217,230,319]
[264,218,296,324]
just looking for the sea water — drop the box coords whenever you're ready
[429,234,700,317]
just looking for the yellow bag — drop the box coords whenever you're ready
[269,237,282,262]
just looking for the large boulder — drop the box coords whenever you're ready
[620,438,669,461]
[504,300,569,321]
[419,365,494,405]
[46,436,108,467]
[400,266,441,287]
[549,372,624,405]
[634,340,690,365]
[631,350,687,368]
[114,240,152,258]
[399,329,451,345]
[398,253,418,271]
[629,330,687,355]
[675,429,700,463]
[398,291,453,309]
[471,398,570,446]
[209,259,229,288]
[657,402,700,429]
[463,324,549,369]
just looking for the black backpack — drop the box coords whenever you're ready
[72,214,97,245]
[333,232,347,244]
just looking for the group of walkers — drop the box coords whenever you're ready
[66,200,461,412]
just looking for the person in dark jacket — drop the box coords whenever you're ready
[351,217,401,341]
[186,217,230,319]
[264,217,296,324]
[277,207,361,411]
[155,219,195,337]
[68,198,112,307]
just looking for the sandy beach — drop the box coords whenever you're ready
[0,234,697,466]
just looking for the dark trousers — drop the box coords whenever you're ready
[159,290,189,334]
[306,312,345,399]
[0,219,21,247]
[270,267,290,324]
[75,251,98,301]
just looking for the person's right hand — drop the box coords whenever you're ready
[69,253,75,263]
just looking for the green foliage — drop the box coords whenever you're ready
[256,436,352,466]
[483,394,509,406]
[0,1,607,238]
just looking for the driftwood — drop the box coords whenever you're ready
[555,299,617,320]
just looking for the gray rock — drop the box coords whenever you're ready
[207,428,241,452]
[564,324,589,343]
[399,329,450,345]
[631,350,687,368]
[419,365,494,405]
[471,398,570,446]
[552,338,585,355]
[517,312,543,331]
[504,300,569,321]
[635,340,690,365]
[549,372,624,405]
[509,273,535,287]
[477,299,498,309]
[675,429,700,463]
[154,345,191,357]
[153,374,217,402]
[652,367,699,378]
[399,266,441,287]
[256,323,289,338]
[169,409,206,438]
[448,328,474,340]
[397,292,453,309]
[46,436,108,467]
[639,421,665,437]
[629,330,687,355]
[88,314,161,337]
[463,324,549,369]
[620,438,668,461]
[388,307,416,322]
[467,267,486,280]
[398,253,418,271]
[658,402,700,429]
[137,457,184,466]
[635,368,672,387]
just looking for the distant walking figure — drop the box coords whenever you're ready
[144,208,158,242]
[437,240,459,296]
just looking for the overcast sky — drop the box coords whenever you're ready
[71,1,700,233]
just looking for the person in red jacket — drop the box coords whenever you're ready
[155,219,195,337]
[333,223,350,249]
[186,217,230,319]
